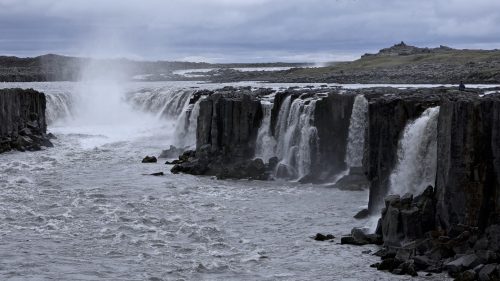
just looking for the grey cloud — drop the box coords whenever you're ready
[0,0,499,62]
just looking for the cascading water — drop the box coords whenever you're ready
[124,87,204,148]
[345,95,368,168]
[45,92,73,125]
[275,96,292,159]
[254,102,277,162]
[173,96,205,148]
[389,106,440,196]
[126,87,195,119]
[275,95,319,179]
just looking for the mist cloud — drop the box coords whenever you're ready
[1,0,499,62]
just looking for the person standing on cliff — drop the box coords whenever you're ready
[459,81,466,91]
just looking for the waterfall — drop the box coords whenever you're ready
[174,96,205,148]
[125,87,205,148]
[45,93,73,125]
[275,95,319,179]
[254,102,277,162]
[345,95,368,167]
[389,106,440,196]
[126,87,195,119]
[275,96,292,159]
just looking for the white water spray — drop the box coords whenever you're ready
[174,96,205,148]
[275,95,319,179]
[254,102,277,162]
[45,92,73,125]
[345,95,368,168]
[389,106,440,196]
[49,61,169,148]
[126,88,195,119]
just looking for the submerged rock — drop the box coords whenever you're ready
[354,209,369,219]
[142,156,157,163]
[159,145,186,159]
[313,233,335,241]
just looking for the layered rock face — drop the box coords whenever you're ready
[342,89,500,278]
[363,88,442,211]
[171,88,267,179]
[436,94,500,231]
[0,88,52,153]
[268,89,356,182]
[307,92,356,181]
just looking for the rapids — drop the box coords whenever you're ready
[0,81,449,280]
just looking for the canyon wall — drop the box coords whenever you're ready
[172,86,500,234]
[363,88,442,211]
[0,88,52,153]
[171,88,266,179]
[436,94,500,231]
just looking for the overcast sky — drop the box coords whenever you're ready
[1,0,500,62]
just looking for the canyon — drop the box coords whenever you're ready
[2,82,500,279]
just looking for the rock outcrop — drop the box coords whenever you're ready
[171,88,268,179]
[308,92,355,182]
[363,88,443,212]
[0,88,52,153]
[436,94,500,232]
[345,90,500,279]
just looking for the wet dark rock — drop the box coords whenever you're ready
[267,156,279,170]
[159,145,186,159]
[354,208,369,219]
[149,172,164,176]
[436,94,500,231]
[341,227,382,245]
[478,264,498,281]
[309,92,356,182]
[334,167,370,190]
[313,233,335,241]
[363,88,443,212]
[445,254,483,275]
[142,156,158,163]
[0,88,52,153]
[171,90,270,180]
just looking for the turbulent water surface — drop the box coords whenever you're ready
[0,81,449,280]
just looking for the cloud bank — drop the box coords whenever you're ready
[1,0,500,62]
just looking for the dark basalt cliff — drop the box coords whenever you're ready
[363,88,443,211]
[171,88,267,179]
[0,88,52,153]
[342,89,500,279]
[436,94,500,231]
[196,92,263,159]
[169,85,500,277]
[308,92,355,182]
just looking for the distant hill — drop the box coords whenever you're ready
[212,42,500,84]
[2,43,500,84]
[0,54,305,82]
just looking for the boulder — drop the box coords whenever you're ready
[478,264,498,281]
[445,254,483,275]
[313,233,335,241]
[142,156,157,163]
[354,209,369,219]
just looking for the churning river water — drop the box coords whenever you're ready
[0,81,451,280]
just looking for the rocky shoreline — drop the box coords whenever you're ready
[0,88,53,153]
[167,85,500,279]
